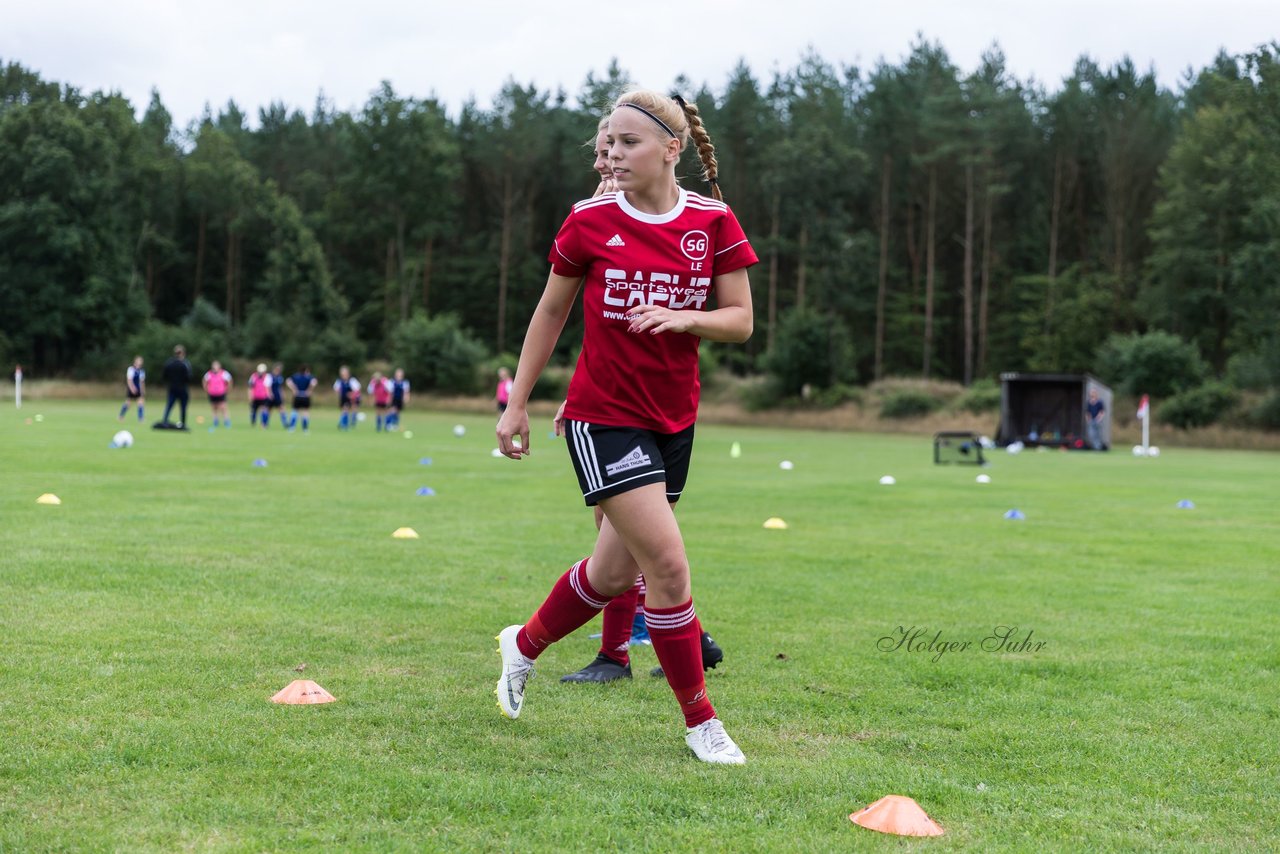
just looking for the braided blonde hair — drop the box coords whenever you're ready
[676,96,721,201]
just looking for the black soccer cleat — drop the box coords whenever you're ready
[650,631,725,678]
[560,653,631,683]
[701,630,724,670]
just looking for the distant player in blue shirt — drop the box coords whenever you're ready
[118,356,145,422]
[286,365,317,432]
[268,362,289,428]
[386,368,410,431]
[1086,388,1106,450]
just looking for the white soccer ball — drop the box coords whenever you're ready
[356,411,367,422]
[404,430,414,439]
[112,430,134,448]
[1132,445,1147,457]
[779,460,794,471]
[879,475,896,485]
[453,424,466,437]
[1148,446,1160,457]
[1006,441,1024,455]
[976,474,991,484]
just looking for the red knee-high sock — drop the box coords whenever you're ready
[599,582,640,664]
[516,558,609,660]
[646,599,716,728]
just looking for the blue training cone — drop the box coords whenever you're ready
[1003,509,1026,521]
[253,458,268,468]
[419,457,433,466]
[416,486,436,497]
[1176,499,1195,509]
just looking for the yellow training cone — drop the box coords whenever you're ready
[763,517,788,530]
[391,527,420,539]
[270,679,337,705]
[850,795,944,837]
[36,494,61,505]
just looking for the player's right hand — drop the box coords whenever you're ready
[496,406,530,460]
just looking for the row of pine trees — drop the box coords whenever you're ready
[2,40,1278,399]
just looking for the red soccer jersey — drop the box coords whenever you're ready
[548,189,758,433]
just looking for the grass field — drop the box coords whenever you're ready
[2,400,1278,852]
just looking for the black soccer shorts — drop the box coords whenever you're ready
[563,419,694,507]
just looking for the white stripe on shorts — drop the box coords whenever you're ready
[570,420,603,493]
[583,468,666,498]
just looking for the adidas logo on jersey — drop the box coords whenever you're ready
[605,446,651,476]
[606,234,626,247]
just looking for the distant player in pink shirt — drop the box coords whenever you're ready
[248,363,272,428]
[202,361,233,429]
[494,89,755,764]
[368,371,392,431]
[494,367,513,412]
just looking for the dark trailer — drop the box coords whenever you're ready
[996,373,1112,450]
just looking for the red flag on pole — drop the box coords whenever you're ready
[1136,394,1149,419]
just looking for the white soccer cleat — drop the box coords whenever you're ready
[495,625,535,719]
[685,718,746,765]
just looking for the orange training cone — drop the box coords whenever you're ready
[849,795,944,837]
[270,679,337,705]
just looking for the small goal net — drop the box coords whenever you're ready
[934,431,985,465]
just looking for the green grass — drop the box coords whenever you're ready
[2,401,1278,852]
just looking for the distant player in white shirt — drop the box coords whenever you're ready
[386,368,410,430]
[118,356,145,422]
[333,366,361,430]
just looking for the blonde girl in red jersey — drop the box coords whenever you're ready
[556,118,723,684]
[495,89,754,764]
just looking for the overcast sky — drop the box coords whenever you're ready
[3,0,1275,127]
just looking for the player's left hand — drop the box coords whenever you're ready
[626,304,693,336]
[553,399,568,437]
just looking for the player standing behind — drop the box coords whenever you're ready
[368,371,391,431]
[348,373,363,426]
[557,118,723,684]
[334,365,358,430]
[285,364,317,432]
[495,367,514,413]
[118,356,145,422]
[248,363,273,428]
[494,90,755,764]
[202,360,232,429]
[387,368,410,430]
[268,362,289,428]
